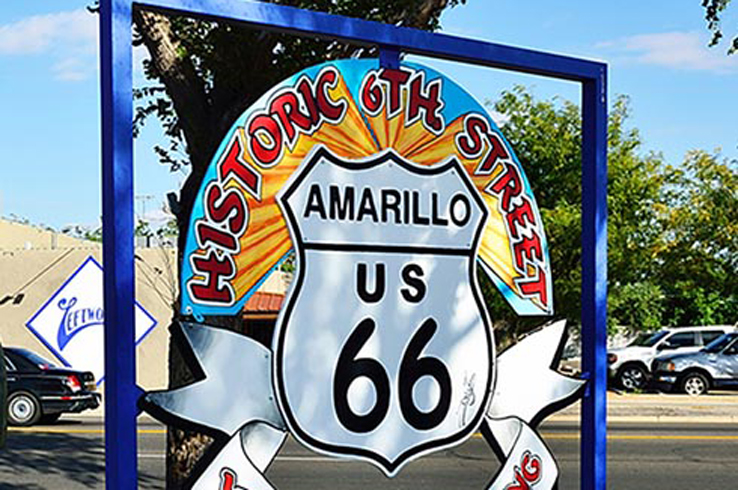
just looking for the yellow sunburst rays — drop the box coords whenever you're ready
[364,103,519,292]
[210,66,522,307]
[221,74,379,299]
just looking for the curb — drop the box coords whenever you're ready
[549,414,738,424]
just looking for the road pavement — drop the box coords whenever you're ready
[2,393,738,489]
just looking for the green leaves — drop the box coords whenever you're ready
[657,150,737,326]
[485,87,737,337]
[702,0,736,54]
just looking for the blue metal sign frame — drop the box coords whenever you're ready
[99,1,607,488]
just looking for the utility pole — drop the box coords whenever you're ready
[135,194,155,221]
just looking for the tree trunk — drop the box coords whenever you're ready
[131,2,466,486]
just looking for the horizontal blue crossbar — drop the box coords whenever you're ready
[135,0,604,81]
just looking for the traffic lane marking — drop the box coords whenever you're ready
[135,454,355,462]
[9,428,738,441]
[8,427,165,434]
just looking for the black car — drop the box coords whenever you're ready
[4,347,101,426]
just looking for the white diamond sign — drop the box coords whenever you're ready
[25,256,158,384]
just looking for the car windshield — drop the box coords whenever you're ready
[630,331,668,347]
[703,333,738,353]
[15,349,57,370]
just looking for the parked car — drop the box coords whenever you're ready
[607,326,734,391]
[4,347,100,426]
[652,332,738,396]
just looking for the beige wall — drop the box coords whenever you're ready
[0,221,174,393]
[0,219,91,251]
[0,219,290,411]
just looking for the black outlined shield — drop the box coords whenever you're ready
[273,147,494,476]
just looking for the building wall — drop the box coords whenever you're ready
[0,219,176,398]
[0,219,91,251]
[0,219,290,410]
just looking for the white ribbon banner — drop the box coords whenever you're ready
[142,320,583,489]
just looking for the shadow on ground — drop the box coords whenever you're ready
[0,431,162,489]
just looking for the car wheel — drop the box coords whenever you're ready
[7,391,41,426]
[40,413,62,424]
[682,372,709,396]
[617,364,648,391]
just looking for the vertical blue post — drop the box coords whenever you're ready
[100,0,138,488]
[580,67,608,489]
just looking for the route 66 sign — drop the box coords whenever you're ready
[144,59,584,490]
[275,147,493,474]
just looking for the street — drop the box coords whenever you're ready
[2,417,738,489]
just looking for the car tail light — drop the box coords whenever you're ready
[607,353,617,364]
[65,375,82,392]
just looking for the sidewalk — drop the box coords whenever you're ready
[77,391,738,424]
[552,391,738,423]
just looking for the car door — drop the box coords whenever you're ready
[701,330,727,346]
[4,354,17,385]
[4,351,40,395]
[715,339,738,386]
[659,331,700,355]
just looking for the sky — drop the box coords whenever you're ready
[0,0,736,230]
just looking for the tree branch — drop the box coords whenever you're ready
[133,8,213,166]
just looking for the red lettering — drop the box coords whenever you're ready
[513,231,542,271]
[189,250,235,304]
[506,197,535,240]
[522,452,541,482]
[245,67,346,167]
[506,472,532,490]
[270,91,312,145]
[378,68,411,115]
[456,114,510,174]
[460,115,549,311]
[247,114,282,167]
[407,74,443,133]
[195,222,238,252]
[505,452,542,490]
[516,266,548,306]
[296,77,320,125]
[205,183,247,235]
[488,161,522,211]
[476,131,510,174]
[315,68,346,121]
[218,134,261,199]
[220,469,236,490]
[456,115,488,158]
[360,71,383,115]
[219,468,247,490]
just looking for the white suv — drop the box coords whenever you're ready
[608,326,734,391]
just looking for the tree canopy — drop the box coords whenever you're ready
[703,0,737,54]
[483,87,737,339]
[132,0,466,250]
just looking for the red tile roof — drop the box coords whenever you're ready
[243,292,285,314]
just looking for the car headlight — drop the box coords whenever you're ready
[665,362,676,372]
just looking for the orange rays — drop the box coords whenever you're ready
[187,63,541,314]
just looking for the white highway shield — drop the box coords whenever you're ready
[274,147,494,475]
